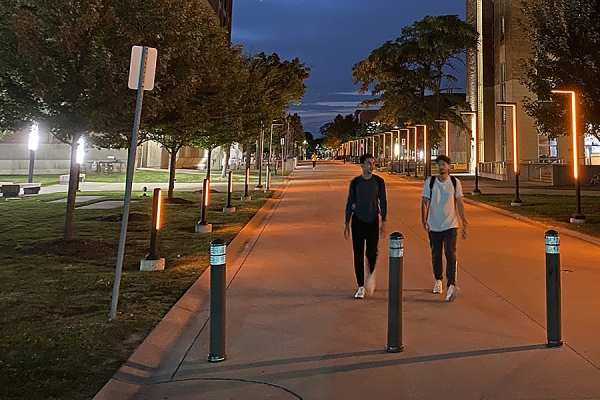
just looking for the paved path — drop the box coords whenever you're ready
[95,161,600,400]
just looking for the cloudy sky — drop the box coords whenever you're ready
[231,0,466,136]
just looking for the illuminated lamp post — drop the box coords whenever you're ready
[434,119,450,156]
[28,123,39,183]
[407,126,418,178]
[460,111,482,195]
[196,178,213,233]
[496,102,522,206]
[75,136,85,191]
[267,122,284,188]
[415,124,429,178]
[140,188,166,271]
[551,90,586,223]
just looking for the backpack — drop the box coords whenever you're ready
[429,175,457,203]
[351,174,383,198]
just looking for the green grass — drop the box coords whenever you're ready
[0,190,270,400]
[465,193,600,237]
[0,168,288,186]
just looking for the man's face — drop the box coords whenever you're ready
[361,157,375,174]
[437,160,450,174]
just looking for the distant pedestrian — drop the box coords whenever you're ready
[312,153,317,169]
[344,153,387,299]
[421,155,468,301]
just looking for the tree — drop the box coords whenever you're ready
[520,0,600,141]
[352,15,478,145]
[320,114,366,149]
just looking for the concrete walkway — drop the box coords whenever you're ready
[95,161,600,400]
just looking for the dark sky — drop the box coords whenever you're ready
[231,0,466,136]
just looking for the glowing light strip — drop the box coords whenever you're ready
[551,90,578,179]
[156,189,162,230]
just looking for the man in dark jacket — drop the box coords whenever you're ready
[344,153,387,299]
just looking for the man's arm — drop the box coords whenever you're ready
[421,197,430,231]
[344,181,356,239]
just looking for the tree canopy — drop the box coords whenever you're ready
[352,15,478,145]
[521,0,600,141]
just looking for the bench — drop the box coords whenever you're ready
[20,183,42,195]
[0,183,42,197]
[60,174,86,184]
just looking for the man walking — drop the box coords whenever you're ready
[344,153,387,299]
[421,155,468,301]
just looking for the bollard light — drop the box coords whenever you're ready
[223,171,236,213]
[545,230,562,347]
[196,179,213,233]
[140,188,165,271]
[386,232,404,353]
[28,123,39,183]
[208,239,227,362]
[241,167,251,201]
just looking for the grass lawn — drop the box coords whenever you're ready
[0,168,289,187]
[465,193,600,238]
[0,189,270,400]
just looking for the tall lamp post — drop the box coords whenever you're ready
[551,90,586,223]
[434,119,450,156]
[28,123,39,183]
[256,123,265,189]
[407,126,418,178]
[415,124,429,178]
[496,102,522,206]
[268,122,283,180]
[460,111,482,195]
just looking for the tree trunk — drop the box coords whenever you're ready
[168,148,177,199]
[221,144,231,178]
[63,133,81,241]
[254,139,260,169]
[206,148,212,180]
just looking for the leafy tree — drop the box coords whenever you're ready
[320,113,366,149]
[520,0,600,141]
[352,15,478,145]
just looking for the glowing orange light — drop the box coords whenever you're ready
[551,90,579,179]
[435,120,450,155]
[496,103,519,174]
[416,125,428,166]
[155,189,163,230]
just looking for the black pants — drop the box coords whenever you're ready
[312,161,316,168]
[428,228,458,287]
[351,215,379,287]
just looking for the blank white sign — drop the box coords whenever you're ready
[128,46,157,91]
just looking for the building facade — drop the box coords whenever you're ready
[466,0,576,181]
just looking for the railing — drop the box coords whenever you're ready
[479,161,507,175]
[523,157,566,164]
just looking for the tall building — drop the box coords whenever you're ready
[466,0,573,181]
[207,0,233,42]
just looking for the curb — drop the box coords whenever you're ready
[93,177,294,400]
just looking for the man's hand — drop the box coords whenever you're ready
[344,223,350,240]
[461,224,467,239]
[422,221,430,232]
[379,221,386,237]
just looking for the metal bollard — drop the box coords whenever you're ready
[545,230,563,347]
[386,232,404,353]
[264,166,271,193]
[208,239,227,362]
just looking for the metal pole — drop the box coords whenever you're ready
[571,178,586,223]
[257,125,264,189]
[545,230,562,347]
[386,232,404,353]
[28,150,35,183]
[110,46,147,320]
[208,239,227,362]
[264,166,271,193]
[242,167,251,201]
[148,188,161,260]
[512,171,522,206]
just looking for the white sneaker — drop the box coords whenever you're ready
[355,287,365,299]
[433,280,443,294]
[365,270,376,296]
[446,285,459,301]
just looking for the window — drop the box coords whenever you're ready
[500,63,506,101]
[500,16,505,37]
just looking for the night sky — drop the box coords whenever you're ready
[231,0,467,136]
